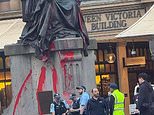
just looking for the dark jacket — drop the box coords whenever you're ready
[70,99,80,115]
[137,81,153,115]
[106,95,114,115]
[53,101,67,115]
[86,97,107,115]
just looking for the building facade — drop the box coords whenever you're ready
[81,1,154,114]
[0,0,154,114]
[0,0,21,110]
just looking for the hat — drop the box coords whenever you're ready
[109,83,118,89]
[54,93,60,98]
[76,85,86,90]
[69,93,76,100]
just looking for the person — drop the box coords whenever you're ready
[136,73,153,115]
[20,0,89,60]
[50,93,69,115]
[108,83,125,115]
[132,83,140,115]
[133,83,139,105]
[69,93,80,115]
[86,88,107,115]
[76,85,90,115]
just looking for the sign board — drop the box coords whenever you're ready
[123,56,146,67]
[83,8,145,34]
[129,104,139,114]
[38,91,53,114]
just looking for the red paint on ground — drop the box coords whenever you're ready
[36,66,46,115]
[13,70,32,115]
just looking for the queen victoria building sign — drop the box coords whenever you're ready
[83,8,146,33]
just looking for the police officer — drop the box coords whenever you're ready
[76,85,90,115]
[108,83,125,115]
[50,93,68,115]
[69,93,80,115]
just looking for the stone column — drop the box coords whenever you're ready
[4,38,97,115]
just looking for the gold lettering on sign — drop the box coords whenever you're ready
[83,9,145,32]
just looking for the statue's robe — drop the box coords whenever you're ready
[20,0,89,59]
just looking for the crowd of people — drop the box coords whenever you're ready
[50,83,125,115]
[49,72,154,115]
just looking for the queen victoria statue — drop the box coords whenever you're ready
[20,0,89,60]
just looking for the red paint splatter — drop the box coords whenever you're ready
[49,42,55,51]
[37,67,46,91]
[58,51,74,91]
[61,51,74,61]
[66,73,73,89]
[13,70,32,115]
[63,91,72,105]
[56,52,75,105]
[51,67,58,93]
[60,51,74,71]
[36,66,46,115]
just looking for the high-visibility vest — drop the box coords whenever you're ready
[112,89,125,115]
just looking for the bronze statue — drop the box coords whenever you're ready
[20,0,89,60]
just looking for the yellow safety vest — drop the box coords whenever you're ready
[112,89,125,115]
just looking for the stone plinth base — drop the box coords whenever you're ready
[3,38,97,115]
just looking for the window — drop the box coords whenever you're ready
[95,43,118,97]
[0,52,12,109]
[127,42,154,73]
[127,42,154,103]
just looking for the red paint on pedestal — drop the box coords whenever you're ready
[51,67,58,93]
[36,66,46,115]
[13,70,32,115]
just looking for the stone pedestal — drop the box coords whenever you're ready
[4,38,97,115]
